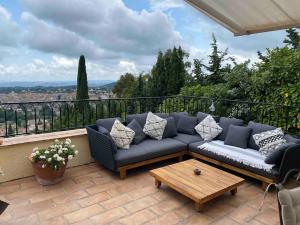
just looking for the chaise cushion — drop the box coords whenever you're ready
[247,121,275,150]
[177,116,198,135]
[173,133,203,145]
[189,140,276,178]
[224,125,252,149]
[127,119,147,144]
[163,117,178,138]
[115,138,186,166]
[170,112,189,126]
[96,117,121,131]
[218,117,244,141]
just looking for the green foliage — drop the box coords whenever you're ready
[76,55,89,100]
[112,73,136,97]
[283,28,300,50]
[180,83,230,99]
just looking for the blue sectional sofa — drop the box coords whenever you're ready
[86,112,300,187]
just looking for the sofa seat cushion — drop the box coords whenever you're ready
[173,133,203,145]
[189,140,276,178]
[115,138,186,166]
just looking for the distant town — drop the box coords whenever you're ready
[0,81,116,103]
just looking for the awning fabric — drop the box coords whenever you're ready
[185,0,300,36]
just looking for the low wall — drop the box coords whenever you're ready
[0,129,93,183]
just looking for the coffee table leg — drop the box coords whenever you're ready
[230,187,237,195]
[195,202,203,212]
[155,179,161,188]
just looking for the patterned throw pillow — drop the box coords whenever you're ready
[143,112,167,140]
[195,115,223,141]
[110,120,135,149]
[253,128,287,156]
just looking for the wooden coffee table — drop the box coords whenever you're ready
[149,159,245,211]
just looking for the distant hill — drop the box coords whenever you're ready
[0,80,114,88]
[100,82,116,90]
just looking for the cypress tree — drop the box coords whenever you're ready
[76,55,89,100]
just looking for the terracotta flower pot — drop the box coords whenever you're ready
[31,161,67,186]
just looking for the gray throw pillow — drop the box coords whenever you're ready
[265,142,296,165]
[96,117,121,131]
[218,117,244,141]
[284,134,300,144]
[177,116,197,135]
[197,112,219,123]
[163,117,178,138]
[126,113,148,127]
[247,121,275,150]
[170,112,188,126]
[127,119,147,144]
[224,125,252,149]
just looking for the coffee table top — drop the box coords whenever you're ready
[149,159,245,204]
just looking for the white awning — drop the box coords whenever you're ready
[185,0,300,36]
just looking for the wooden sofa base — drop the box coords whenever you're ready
[190,152,273,189]
[117,150,187,179]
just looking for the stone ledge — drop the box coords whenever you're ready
[0,129,87,148]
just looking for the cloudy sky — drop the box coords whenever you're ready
[0,0,289,82]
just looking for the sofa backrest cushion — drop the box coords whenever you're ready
[218,117,244,141]
[170,112,188,126]
[284,134,300,144]
[126,113,148,127]
[247,121,275,150]
[197,112,220,123]
[96,117,121,131]
[127,119,147,145]
[177,116,197,135]
[163,117,178,139]
[98,126,109,135]
[224,125,251,149]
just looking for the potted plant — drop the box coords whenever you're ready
[29,138,78,185]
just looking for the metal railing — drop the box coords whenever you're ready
[0,96,299,137]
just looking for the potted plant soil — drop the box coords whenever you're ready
[29,138,78,185]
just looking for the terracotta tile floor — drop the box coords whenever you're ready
[0,160,287,225]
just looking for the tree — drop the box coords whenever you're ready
[193,59,205,85]
[283,28,300,50]
[205,34,232,84]
[76,55,89,100]
[112,73,136,97]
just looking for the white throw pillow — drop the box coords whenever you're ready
[143,112,167,140]
[110,119,135,149]
[195,115,223,141]
[253,128,286,156]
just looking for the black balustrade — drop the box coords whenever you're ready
[0,97,299,137]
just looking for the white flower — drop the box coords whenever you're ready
[44,150,49,154]
[65,138,71,144]
[35,150,39,155]
[31,153,36,157]
[54,139,59,143]
[32,147,38,152]
[53,154,58,158]
[58,150,63,154]
[39,155,46,159]
[68,155,73,160]
[42,164,46,168]
[71,145,75,148]
[75,151,79,155]
[47,158,52,162]
[62,148,68,151]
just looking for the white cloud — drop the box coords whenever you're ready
[0,4,21,47]
[21,0,183,57]
[149,0,184,11]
